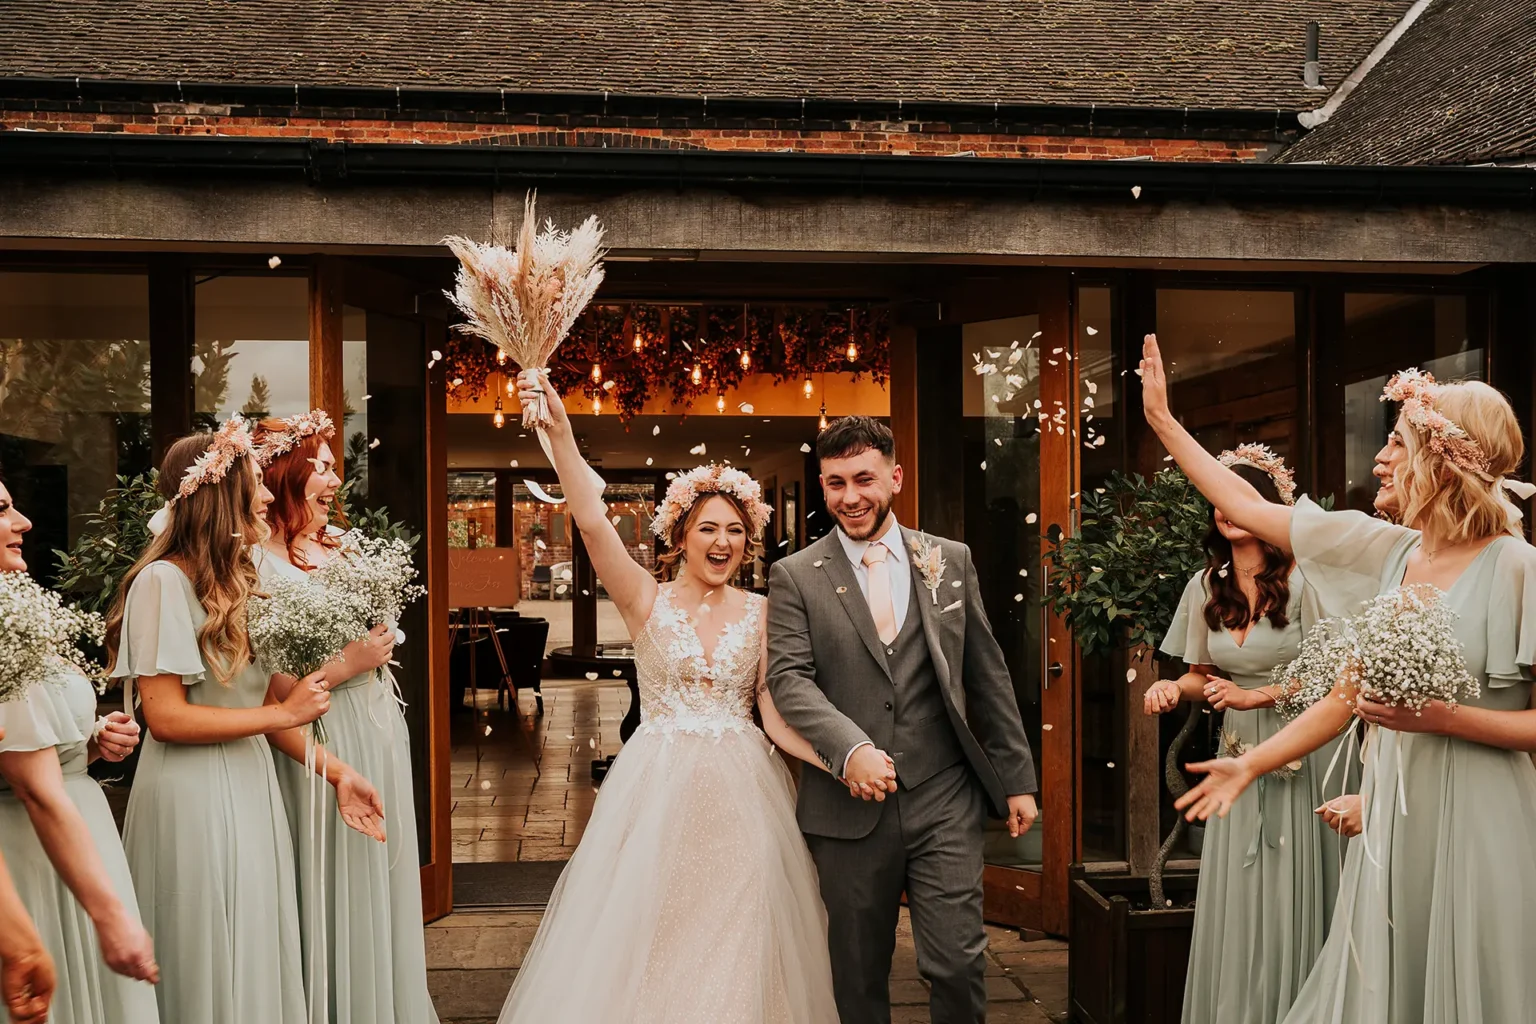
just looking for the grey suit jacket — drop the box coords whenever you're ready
[767,525,1038,839]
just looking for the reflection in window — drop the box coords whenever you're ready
[1341,294,1483,512]
[0,272,152,582]
[341,308,370,502]
[1153,289,1298,467]
[961,315,1044,868]
[448,471,497,549]
[193,276,310,428]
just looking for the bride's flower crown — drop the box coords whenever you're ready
[650,465,772,545]
[1380,368,1490,475]
[254,409,336,467]
[175,416,255,500]
[1218,443,1296,505]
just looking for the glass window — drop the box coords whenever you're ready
[961,314,1044,869]
[1153,289,1299,467]
[0,272,152,584]
[193,275,310,427]
[341,308,370,501]
[1338,294,1484,512]
[447,471,497,548]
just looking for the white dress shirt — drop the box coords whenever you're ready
[835,514,910,777]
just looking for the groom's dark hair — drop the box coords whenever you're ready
[817,416,895,464]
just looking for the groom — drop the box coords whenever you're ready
[768,416,1038,1024]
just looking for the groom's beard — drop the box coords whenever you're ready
[834,495,894,541]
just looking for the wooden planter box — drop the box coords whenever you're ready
[1068,866,1199,1024]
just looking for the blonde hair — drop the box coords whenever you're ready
[106,434,268,685]
[653,491,764,582]
[1394,379,1525,544]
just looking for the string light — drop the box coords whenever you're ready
[716,393,727,413]
[496,350,508,365]
[506,377,516,396]
[591,363,603,382]
[691,364,703,386]
[803,377,814,398]
[493,395,505,429]
[740,349,752,370]
[592,393,602,416]
[846,341,859,362]
[818,403,828,431]
[633,332,644,352]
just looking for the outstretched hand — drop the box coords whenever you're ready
[516,369,570,432]
[1173,756,1256,821]
[335,770,388,843]
[1139,333,1171,424]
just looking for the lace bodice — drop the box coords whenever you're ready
[632,587,765,737]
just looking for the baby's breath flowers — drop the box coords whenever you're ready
[0,572,103,702]
[313,534,425,635]
[247,573,371,741]
[1271,618,1356,719]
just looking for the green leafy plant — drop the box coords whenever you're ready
[53,471,164,614]
[1043,469,1211,658]
[338,479,420,552]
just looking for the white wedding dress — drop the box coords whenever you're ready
[498,586,839,1024]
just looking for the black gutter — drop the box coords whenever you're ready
[1,133,1533,206]
[0,75,1295,137]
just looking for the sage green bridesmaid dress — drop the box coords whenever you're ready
[255,550,439,1024]
[1280,498,1536,1023]
[0,669,159,1024]
[1162,568,1356,1024]
[110,561,306,1024]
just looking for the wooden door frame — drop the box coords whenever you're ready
[309,256,454,923]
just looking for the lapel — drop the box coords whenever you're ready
[901,527,959,700]
[812,531,893,680]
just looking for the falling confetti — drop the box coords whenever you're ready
[980,460,987,470]
[509,459,519,467]
[681,340,693,351]
[368,438,381,450]
[1019,568,1029,577]
[480,780,491,790]
[739,403,755,414]
[1131,185,1143,199]
[555,584,568,595]
[1031,331,1043,340]
[1085,326,1098,336]
[800,443,812,453]
[994,438,1003,447]
[690,443,707,455]
[589,738,597,748]
[1107,761,1116,768]
[1014,593,1024,602]
[483,725,493,736]
[744,448,751,456]
[1086,380,1098,394]
[1163,454,1174,462]
[267,256,282,269]
[1042,723,1054,731]
[1025,513,1038,524]
[525,479,564,504]
[1126,669,1138,682]
[585,672,599,680]
[645,457,654,466]
[653,425,661,436]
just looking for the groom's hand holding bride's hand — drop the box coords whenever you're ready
[844,745,898,801]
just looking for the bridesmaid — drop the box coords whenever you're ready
[1145,448,1354,1024]
[1,829,55,1024]
[1142,334,1536,1022]
[0,471,160,1024]
[105,421,331,1024]
[252,412,438,1024]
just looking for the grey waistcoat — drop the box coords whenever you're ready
[883,574,966,789]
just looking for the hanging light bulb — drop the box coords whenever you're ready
[591,363,603,382]
[592,393,603,416]
[818,404,828,431]
[846,341,859,362]
[691,363,703,386]
[740,349,752,371]
[493,395,505,429]
[716,393,727,413]
[506,377,516,396]
[633,332,645,352]
[803,377,814,398]
[496,350,508,366]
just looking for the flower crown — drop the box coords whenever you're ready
[1219,443,1296,505]
[254,409,336,467]
[1380,368,1490,475]
[174,416,255,501]
[650,465,772,545]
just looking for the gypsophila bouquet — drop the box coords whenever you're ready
[314,534,425,635]
[1346,584,1478,713]
[1271,617,1357,719]
[247,573,371,741]
[0,572,104,703]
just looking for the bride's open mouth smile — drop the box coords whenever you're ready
[705,550,731,569]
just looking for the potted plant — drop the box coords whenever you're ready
[1043,468,1210,1024]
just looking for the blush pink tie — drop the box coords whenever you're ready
[862,543,898,644]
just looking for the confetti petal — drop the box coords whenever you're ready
[1025,513,1038,524]
[267,256,282,269]
[645,457,654,466]
[1131,185,1142,199]
[525,479,564,504]
[739,403,755,414]
[585,672,599,680]
[653,425,661,436]
[800,443,812,453]
[368,438,381,450]
[1126,669,1137,682]
[690,443,707,455]
[1085,326,1099,336]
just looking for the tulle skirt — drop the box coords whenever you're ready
[498,721,839,1024]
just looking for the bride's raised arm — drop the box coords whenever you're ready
[1140,333,1295,553]
[517,371,658,631]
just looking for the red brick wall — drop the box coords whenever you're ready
[0,107,1277,162]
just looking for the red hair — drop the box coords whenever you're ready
[254,422,346,569]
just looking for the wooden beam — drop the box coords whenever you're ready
[147,255,193,461]
[421,316,454,923]
[889,317,919,528]
[308,257,345,469]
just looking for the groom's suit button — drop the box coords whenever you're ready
[886,647,895,655]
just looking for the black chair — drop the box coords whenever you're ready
[529,564,553,599]
[490,610,548,714]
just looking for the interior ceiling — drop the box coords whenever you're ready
[447,412,829,473]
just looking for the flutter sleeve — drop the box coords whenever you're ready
[1160,571,1214,667]
[0,671,87,753]
[109,562,206,686]
[1289,496,1417,618]
[1484,538,1536,687]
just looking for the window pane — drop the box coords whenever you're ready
[448,471,497,548]
[1154,289,1298,462]
[0,272,151,583]
[194,276,310,427]
[1340,294,1483,512]
[341,308,370,500]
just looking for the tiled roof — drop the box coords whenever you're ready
[0,0,1413,112]
[1279,0,1536,165]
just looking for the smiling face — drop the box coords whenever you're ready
[0,482,33,572]
[679,494,749,587]
[820,446,903,542]
[251,460,275,539]
[1372,415,1410,516]
[300,442,342,536]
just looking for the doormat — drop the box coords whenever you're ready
[452,860,569,908]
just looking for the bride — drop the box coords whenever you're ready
[497,372,845,1023]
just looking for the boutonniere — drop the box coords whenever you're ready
[908,534,948,605]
